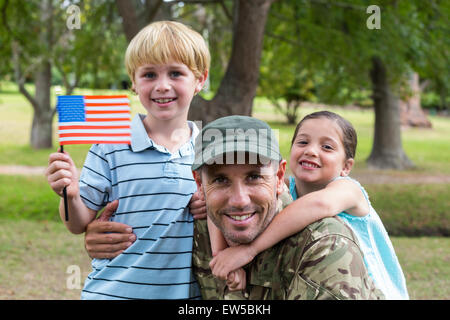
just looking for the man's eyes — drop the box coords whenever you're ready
[212,176,227,184]
[211,174,263,184]
[248,174,263,181]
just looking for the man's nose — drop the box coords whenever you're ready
[228,181,251,209]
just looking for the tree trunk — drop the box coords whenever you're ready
[189,0,274,123]
[115,0,144,43]
[399,72,432,128]
[31,60,53,149]
[367,57,414,170]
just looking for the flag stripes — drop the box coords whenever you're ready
[57,95,131,145]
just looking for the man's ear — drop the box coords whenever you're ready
[192,170,203,190]
[276,160,287,196]
[340,158,354,177]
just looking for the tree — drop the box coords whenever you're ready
[1,0,126,149]
[115,0,276,123]
[262,0,444,169]
[399,72,432,128]
[367,57,414,169]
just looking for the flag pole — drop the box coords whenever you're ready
[60,144,69,221]
[56,86,69,221]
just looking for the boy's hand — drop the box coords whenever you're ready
[209,245,257,281]
[45,150,79,198]
[226,268,246,292]
[189,189,207,220]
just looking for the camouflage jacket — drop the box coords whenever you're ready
[192,189,385,300]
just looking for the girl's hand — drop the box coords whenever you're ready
[189,189,207,219]
[209,245,257,280]
[226,268,246,292]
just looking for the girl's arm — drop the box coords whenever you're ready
[207,217,228,257]
[249,178,368,254]
[209,178,368,280]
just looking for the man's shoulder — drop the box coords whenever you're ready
[303,216,358,243]
[280,216,358,252]
[278,217,384,300]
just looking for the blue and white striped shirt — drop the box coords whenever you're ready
[80,114,201,300]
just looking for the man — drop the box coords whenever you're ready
[85,116,384,300]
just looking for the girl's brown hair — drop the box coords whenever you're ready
[291,111,357,160]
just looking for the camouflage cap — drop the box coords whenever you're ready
[192,115,281,171]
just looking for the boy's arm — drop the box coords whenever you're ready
[46,151,97,234]
[59,194,97,234]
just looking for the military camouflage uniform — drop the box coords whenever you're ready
[192,188,385,300]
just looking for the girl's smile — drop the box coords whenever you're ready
[290,117,353,195]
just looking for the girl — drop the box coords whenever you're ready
[195,110,409,300]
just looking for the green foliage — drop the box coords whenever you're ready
[0,0,128,90]
[259,0,449,117]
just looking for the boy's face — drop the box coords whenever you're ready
[133,62,207,123]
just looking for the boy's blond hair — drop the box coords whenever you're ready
[125,20,210,83]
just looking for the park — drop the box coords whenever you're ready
[0,0,448,300]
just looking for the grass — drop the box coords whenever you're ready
[366,184,450,236]
[391,237,450,300]
[0,219,447,299]
[0,175,60,221]
[0,219,91,299]
[1,82,449,299]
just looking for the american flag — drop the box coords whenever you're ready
[56,95,132,145]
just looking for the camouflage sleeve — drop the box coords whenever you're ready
[289,219,385,300]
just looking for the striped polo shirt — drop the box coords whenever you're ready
[80,114,201,300]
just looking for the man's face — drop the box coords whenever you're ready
[193,160,286,246]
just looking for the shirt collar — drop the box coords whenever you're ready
[130,114,199,154]
[130,114,153,152]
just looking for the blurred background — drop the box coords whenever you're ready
[0,0,448,299]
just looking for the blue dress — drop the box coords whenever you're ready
[288,176,409,299]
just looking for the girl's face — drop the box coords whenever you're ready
[133,61,207,123]
[289,117,353,188]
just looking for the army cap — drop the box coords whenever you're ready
[192,115,281,171]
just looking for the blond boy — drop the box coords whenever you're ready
[46,21,209,299]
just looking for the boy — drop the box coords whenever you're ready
[46,21,209,299]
